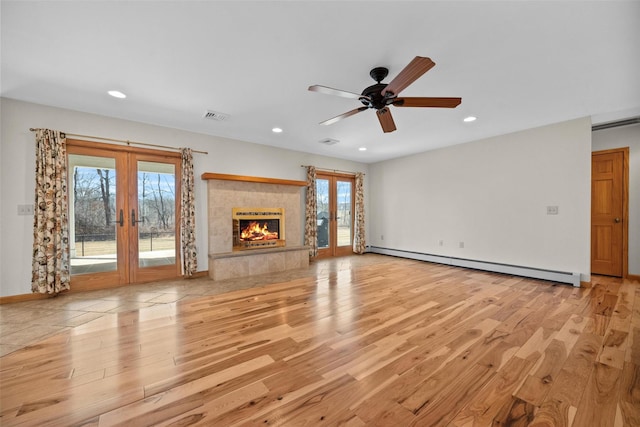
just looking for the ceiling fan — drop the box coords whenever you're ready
[309,56,461,133]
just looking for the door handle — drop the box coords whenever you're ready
[614,217,621,223]
[111,209,124,227]
[131,209,144,226]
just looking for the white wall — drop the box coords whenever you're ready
[0,98,369,297]
[368,118,592,282]
[592,124,640,276]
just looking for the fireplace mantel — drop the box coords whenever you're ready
[202,172,306,187]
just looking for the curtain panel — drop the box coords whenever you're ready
[304,166,318,257]
[353,172,366,254]
[32,129,71,294]
[180,148,198,276]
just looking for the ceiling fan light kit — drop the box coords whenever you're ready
[309,56,461,133]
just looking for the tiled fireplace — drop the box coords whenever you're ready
[203,173,309,281]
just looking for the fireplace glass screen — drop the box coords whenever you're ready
[232,207,285,250]
[239,219,280,241]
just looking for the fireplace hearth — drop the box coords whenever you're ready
[232,207,285,250]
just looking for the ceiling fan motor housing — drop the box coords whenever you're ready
[360,83,389,109]
[361,67,396,110]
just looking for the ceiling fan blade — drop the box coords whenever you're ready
[393,97,462,108]
[382,56,436,97]
[309,85,370,101]
[376,107,397,133]
[320,107,368,126]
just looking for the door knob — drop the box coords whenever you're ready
[615,217,621,223]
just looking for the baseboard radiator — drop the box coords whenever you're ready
[367,246,581,287]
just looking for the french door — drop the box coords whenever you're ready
[67,140,181,290]
[316,172,355,258]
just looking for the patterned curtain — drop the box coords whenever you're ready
[32,129,70,295]
[180,148,198,276]
[304,166,318,257]
[353,172,366,254]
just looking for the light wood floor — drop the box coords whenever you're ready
[0,254,638,426]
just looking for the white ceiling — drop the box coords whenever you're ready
[2,1,639,163]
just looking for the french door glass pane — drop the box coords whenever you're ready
[137,161,176,267]
[316,178,330,249]
[68,154,117,275]
[337,181,352,246]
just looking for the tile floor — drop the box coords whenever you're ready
[0,255,384,357]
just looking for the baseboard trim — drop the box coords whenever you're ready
[0,293,50,304]
[627,274,640,282]
[367,246,581,287]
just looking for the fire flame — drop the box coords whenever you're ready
[240,221,278,241]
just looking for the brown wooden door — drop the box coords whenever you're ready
[67,140,182,290]
[591,149,625,277]
[316,173,355,258]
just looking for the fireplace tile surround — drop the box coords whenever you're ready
[203,174,309,280]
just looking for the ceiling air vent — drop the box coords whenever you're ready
[319,138,339,146]
[203,110,229,121]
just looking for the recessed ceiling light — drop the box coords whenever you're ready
[359,147,367,151]
[108,90,127,99]
[463,116,477,122]
[272,127,283,133]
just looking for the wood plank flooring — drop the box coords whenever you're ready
[0,254,638,426]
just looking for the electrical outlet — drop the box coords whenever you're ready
[439,240,444,246]
[547,206,559,215]
[17,204,34,216]
[459,241,464,249]
[380,235,384,241]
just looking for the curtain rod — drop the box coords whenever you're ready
[300,165,365,176]
[29,128,208,155]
